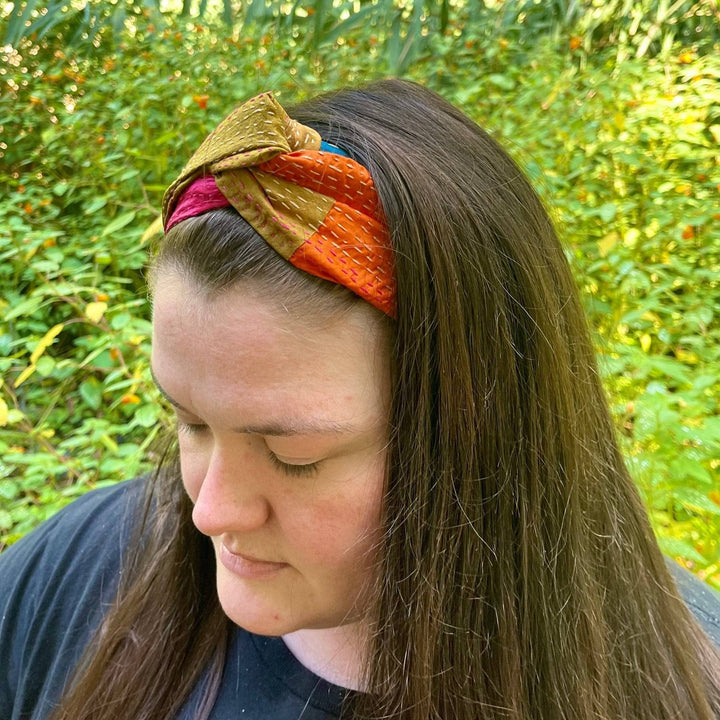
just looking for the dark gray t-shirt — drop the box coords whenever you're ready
[1,479,719,719]
[0,479,345,720]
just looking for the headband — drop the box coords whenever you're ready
[162,92,395,317]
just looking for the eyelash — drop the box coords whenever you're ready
[267,451,321,478]
[177,421,207,435]
[177,422,320,478]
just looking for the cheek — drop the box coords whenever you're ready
[291,467,385,568]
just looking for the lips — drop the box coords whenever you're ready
[219,543,289,579]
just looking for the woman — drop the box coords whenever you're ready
[1,79,719,720]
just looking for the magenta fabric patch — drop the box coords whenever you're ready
[166,176,230,231]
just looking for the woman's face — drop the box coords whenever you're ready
[151,271,390,637]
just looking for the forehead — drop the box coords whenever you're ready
[150,272,390,429]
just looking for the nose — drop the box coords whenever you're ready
[190,442,271,537]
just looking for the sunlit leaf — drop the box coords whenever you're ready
[30,324,64,365]
[14,364,36,389]
[85,302,108,323]
[141,216,164,245]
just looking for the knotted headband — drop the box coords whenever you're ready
[162,92,396,317]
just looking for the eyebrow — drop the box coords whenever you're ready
[150,367,358,437]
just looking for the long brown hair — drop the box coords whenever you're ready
[52,79,720,720]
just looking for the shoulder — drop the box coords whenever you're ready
[0,478,146,720]
[666,557,720,647]
[0,478,145,607]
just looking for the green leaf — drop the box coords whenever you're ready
[675,488,720,516]
[79,380,103,411]
[84,196,108,215]
[101,211,137,237]
[4,296,43,321]
[599,202,617,222]
[36,355,56,377]
[657,537,706,564]
[669,458,713,487]
[0,479,20,501]
[134,403,159,428]
[0,509,12,531]
[110,312,132,330]
[646,357,692,384]
[488,74,516,91]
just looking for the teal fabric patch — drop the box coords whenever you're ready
[320,140,350,158]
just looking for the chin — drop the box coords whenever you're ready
[220,602,294,637]
[216,580,293,636]
[214,570,316,636]
[216,582,356,638]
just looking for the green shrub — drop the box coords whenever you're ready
[1,10,718,589]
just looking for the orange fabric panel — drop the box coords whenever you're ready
[289,202,395,317]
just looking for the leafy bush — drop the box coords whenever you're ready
[0,7,718,588]
[4,1,719,72]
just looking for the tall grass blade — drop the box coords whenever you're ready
[321,4,379,46]
[4,0,41,46]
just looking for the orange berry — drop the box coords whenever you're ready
[193,95,209,109]
[23,203,33,213]
[43,238,56,248]
[681,225,695,240]
[121,393,141,405]
[678,51,694,64]
[569,36,582,50]
[95,292,110,301]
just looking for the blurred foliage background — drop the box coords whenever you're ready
[0,0,719,587]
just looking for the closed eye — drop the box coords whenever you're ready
[177,420,208,435]
[176,419,321,476]
[267,450,320,478]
